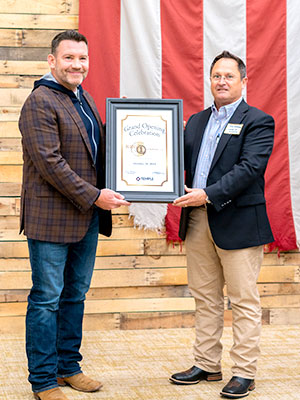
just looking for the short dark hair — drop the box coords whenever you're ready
[210,50,246,79]
[51,30,88,54]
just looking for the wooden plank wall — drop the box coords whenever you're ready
[1,0,300,334]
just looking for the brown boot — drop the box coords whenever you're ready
[33,387,69,400]
[57,372,102,392]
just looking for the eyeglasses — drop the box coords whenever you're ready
[211,74,236,82]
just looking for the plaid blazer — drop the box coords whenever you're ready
[19,85,112,243]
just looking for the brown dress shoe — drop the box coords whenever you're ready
[33,387,69,400]
[57,372,102,392]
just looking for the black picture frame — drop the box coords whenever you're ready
[106,98,184,202]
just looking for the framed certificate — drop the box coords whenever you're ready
[106,98,184,202]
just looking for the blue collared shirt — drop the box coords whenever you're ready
[192,97,243,189]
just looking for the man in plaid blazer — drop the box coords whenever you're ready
[19,30,129,400]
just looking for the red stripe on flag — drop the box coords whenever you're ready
[79,0,120,119]
[246,0,297,250]
[161,0,204,120]
[161,0,204,242]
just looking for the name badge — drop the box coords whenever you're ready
[224,123,243,135]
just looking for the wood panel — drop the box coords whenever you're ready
[0,29,64,48]
[0,198,20,216]
[0,75,40,88]
[0,268,189,290]
[0,106,21,121]
[0,216,19,229]
[0,165,22,182]
[0,88,31,106]
[0,14,78,29]
[0,183,21,196]
[0,151,23,164]
[0,1,79,14]
[0,238,153,259]
[117,311,196,330]
[0,60,49,75]
[269,308,300,324]
[0,312,195,334]
[0,255,187,271]
[258,265,300,283]
[0,242,28,258]
[2,296,300,322]
[0,315,27,334]
[0,121,20,138]
[0,226,163,241]
[1,0,300,334]
[3,283,300,304]
[94,255,187,269]
[0,297,196,317]
[0,286,191,303]
[3,306,300,334]
[2,265,300,291]
[1,47,50,61]
[0,138,22,151]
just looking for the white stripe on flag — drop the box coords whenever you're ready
[120,0,167,229]
[120,0,161,98]
[287,0,300,246]
[203,0,247,107]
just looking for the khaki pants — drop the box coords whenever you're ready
[186,207,263,379]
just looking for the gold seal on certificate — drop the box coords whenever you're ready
[131,142,146,156]
[106,98,184,202]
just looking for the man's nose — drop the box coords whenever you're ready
[218,76,227,83]
[72,58,81,68]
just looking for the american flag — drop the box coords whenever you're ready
[79,0,300,251]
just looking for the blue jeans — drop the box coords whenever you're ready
[26,210,99,393]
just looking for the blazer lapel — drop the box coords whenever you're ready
[191,108,211,176]
[209,100,249,172]
[55,92,94,161]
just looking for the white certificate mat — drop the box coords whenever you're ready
[116,109,174,192]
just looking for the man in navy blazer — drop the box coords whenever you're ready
[170,51,274,399]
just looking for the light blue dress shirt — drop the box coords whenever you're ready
[192,97,243,189]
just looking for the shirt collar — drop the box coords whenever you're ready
[211,97,243,119]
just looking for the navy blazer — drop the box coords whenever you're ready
[179,99,274,250]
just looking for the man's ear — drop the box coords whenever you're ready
[47,53,55,69]
[242,76,248,90]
